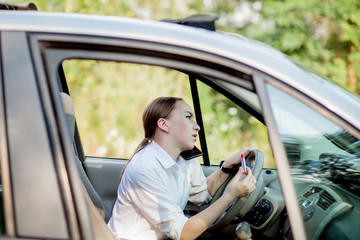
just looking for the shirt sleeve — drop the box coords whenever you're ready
[124,167,188,240]
[187,158,211,205]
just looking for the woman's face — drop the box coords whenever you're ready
[166,100,200,151]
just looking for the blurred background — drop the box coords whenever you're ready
[5,0,360,168]
[10,0,360,95]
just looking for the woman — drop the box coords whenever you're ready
[107,97,257,240]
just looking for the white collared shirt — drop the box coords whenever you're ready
[107,141,210,240]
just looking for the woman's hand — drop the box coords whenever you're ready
[221,147,252,169]
[182,167,256,240]
[207,147,254,197]
[223,167,257,201]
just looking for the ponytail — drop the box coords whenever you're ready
[119,137,151,181]
[133,137,151,155]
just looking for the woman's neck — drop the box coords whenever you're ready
[153,136,181,161]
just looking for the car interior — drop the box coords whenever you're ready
[56,50,360,240]
[56,51,284,239]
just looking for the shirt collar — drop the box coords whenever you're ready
[150,140,177,169]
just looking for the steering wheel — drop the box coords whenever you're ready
[208,149,264,231]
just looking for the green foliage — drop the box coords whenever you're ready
[179,0,360,95]
[234,0,360,95]
[197,82,274,168]
[64,60,192,157]
[15,0,360,94]
[64,59,276,167]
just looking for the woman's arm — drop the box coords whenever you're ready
[207,147,252,197]
[181,191,233,240]
[181,167,256,240]
[206,166,231,197]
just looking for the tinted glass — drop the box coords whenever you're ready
[267,84,360,239]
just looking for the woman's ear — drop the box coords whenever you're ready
[157,118,169,133]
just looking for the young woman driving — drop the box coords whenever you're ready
[107,97,257,240]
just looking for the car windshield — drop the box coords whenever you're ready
[267,84,360,197]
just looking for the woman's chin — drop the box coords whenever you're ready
[182,145,194,152]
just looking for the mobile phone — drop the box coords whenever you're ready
[180,146,203,160]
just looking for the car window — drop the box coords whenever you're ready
[63,59,275,168]
[197,80,275,168]
[63,60,193,159]
[266,83,360,238]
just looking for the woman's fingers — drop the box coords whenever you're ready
[226,147,253,167]
[225,166,257,199]
[239,168,257,195]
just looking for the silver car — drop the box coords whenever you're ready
[0,4,359,240]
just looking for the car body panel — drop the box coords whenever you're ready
[1,31,69,238]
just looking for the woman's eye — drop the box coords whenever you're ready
[186,115,191,119]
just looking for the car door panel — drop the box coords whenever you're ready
[201,165,218,178]
[84,157,126,213]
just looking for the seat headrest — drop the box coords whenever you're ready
[60,92,75,140]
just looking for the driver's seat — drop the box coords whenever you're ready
[60,92,111,222]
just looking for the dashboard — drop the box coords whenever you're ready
[244,168,356,240]
[284,184,353,239]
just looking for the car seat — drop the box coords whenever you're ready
[60,92,111,222]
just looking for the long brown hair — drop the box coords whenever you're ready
[120,97,183,180]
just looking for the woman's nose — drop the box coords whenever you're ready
[194,122,200,131]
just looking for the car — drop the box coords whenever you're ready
[1,3,360,240]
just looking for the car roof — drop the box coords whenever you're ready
[1,11,359,129]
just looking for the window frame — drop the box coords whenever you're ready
[0,31,10,237]
[36,33,256,167]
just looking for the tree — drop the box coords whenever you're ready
[221,0,360,95]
